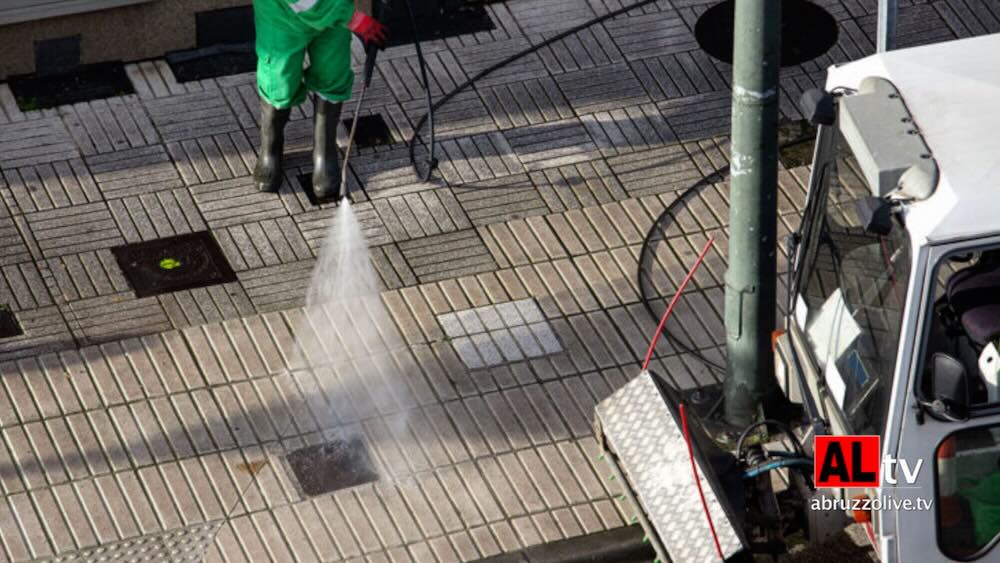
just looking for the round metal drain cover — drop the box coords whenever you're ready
[694,0,838,66]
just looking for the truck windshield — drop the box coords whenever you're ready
[796,131,912,436]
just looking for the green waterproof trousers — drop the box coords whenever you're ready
[254,0,355,108]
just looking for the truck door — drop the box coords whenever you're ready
[895,241,1000,562]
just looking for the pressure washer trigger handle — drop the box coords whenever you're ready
[363,44,379,87]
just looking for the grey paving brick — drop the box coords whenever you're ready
[348,145,437,200]
[454,38,549,91]
[606,143,702,198]
[238,259,312,314]
[504,118,602,171]
[509,0,597,36]
[536,22,625,74]
[480,77,575,130]
[579,102,677,157]
[43,248,130,304]
[0,209,32,266]
[108,187,207,243]
[85,144,184,199]
[23,202,124,259]
[934,0,1000,37]
[63,293,171,346]
[555,62,650,116]
[0,84,26,124]
[0,117,78,169]
[658,90,733,141]
[453,174,549,227]
[2,159,100,213]
[435,131,526,185]
[397,230,497,284]
[168,131,256,186]
[0,261,53,311]
[0,308,70,362]
[380,49,469,103]
[144,91,240,143]
[373,189,472,241]
[125,60,187,99]
[631,50,730,102]
[531,160,626,218]
[370,244,418,290]
[58,96,159,156]
[190,177,289,229]
[603,9,697,60]
[159,283,255,329]
[402,88,496,140]
[858,3,956,49]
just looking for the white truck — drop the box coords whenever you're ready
[594,33,1000,563]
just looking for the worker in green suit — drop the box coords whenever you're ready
[252,0,387,199]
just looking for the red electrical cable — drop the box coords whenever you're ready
[640,237,715,371]
[679,402,725,560]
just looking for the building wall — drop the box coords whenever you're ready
[0,0,252,79]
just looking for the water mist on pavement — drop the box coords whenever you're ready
[289,201,415,474]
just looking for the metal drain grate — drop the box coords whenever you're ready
[343,114,394,148]
[111,232,237,298]
[0,305,23,338]
[694,0,838,67]
[286,436,378,496]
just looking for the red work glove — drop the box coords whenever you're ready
[348,11,387,48]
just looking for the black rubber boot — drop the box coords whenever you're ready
[311,97,343,201]
[253,101,291,193]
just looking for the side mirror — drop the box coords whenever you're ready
[855,196,893,236]
[799,89,835,126]
[930,353,970,420]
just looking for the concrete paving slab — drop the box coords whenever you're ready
[0,0,984,560]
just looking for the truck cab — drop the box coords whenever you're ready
[779,33,1000,562]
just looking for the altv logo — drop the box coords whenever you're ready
[814,436,923,488]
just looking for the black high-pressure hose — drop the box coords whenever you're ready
[398,1,815,382]
[403,0,663,180]
[636,136,818,378]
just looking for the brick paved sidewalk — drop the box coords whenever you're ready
[0,0,994,561]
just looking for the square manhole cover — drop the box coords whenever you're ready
[0,305,23,338]
[286,436,378,496]
[111,231,237,298]
[342,114,393,148]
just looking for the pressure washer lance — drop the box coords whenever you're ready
[339,32,382,202]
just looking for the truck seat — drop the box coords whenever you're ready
[947,261,1000,346]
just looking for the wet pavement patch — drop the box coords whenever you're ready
[343,114,394,148]
[111,232,237,298]
[286,436,378,496]
[0,305,23,339]
[8,62,134,111]
[694,0,838,67]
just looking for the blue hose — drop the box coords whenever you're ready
[743,458,813,479]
